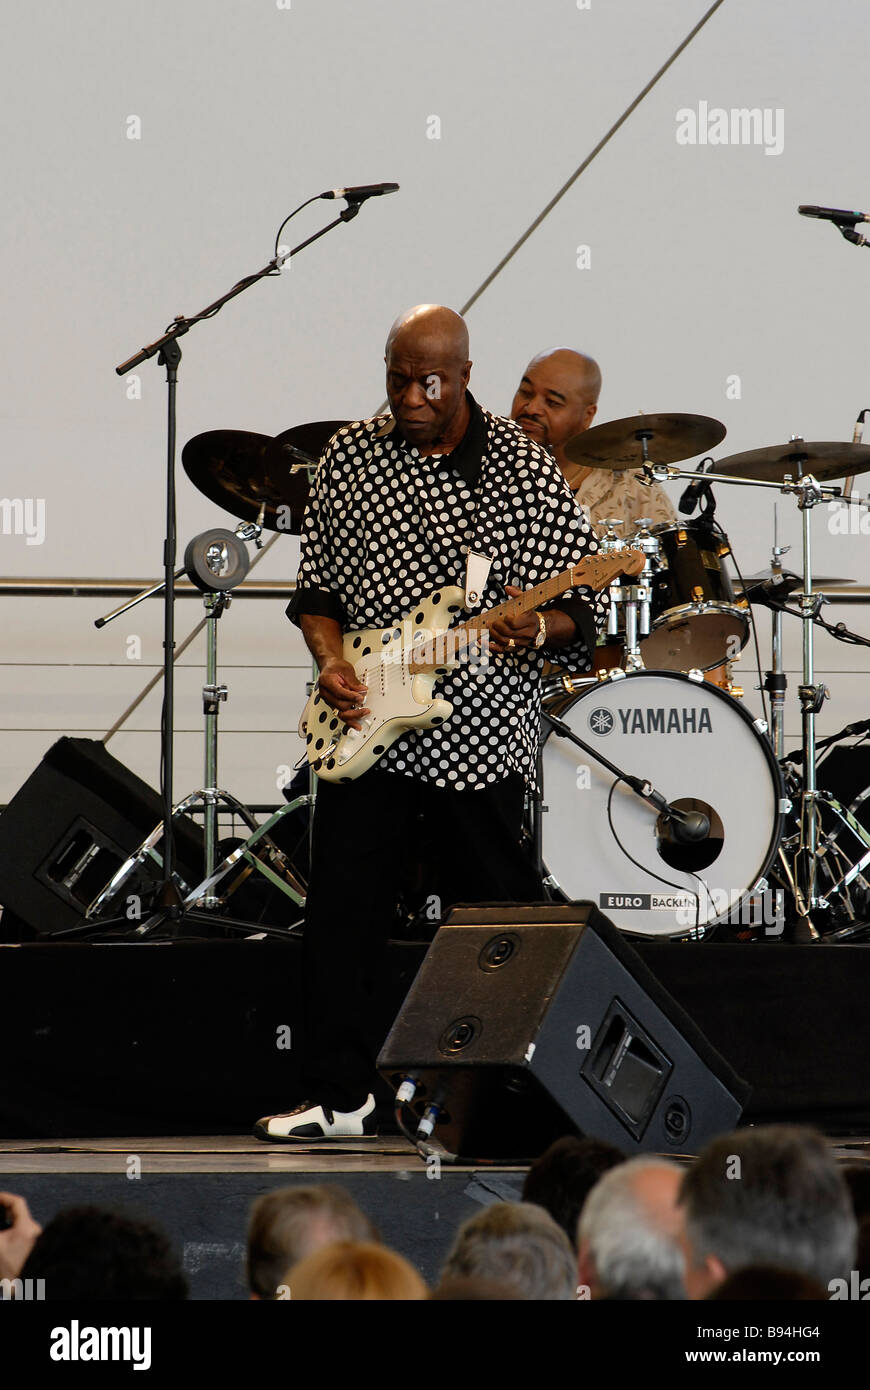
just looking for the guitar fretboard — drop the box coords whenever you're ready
[408,550,643,669]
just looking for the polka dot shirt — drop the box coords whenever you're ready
[289,402,608,790]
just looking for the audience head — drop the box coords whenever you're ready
[578,1156,686,1300]
[678,1124,857,1299]
[441,1200,577,1301]
[20,1206,187,1300]
[285,1241,427,1300]
[522,1136,625,1249]
[246,1184,377,1299]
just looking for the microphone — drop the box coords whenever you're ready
[678,457,714,516]
[798,204,870,226]
[321,183,399,201]
[666,808,710,844]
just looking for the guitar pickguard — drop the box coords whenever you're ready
[300,585,466,782]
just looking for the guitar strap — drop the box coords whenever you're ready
[463,428,513,610]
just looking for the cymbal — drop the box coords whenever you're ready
[182,422,347,533]
[737,569,855,589]
[564,413,726,470]
[716,440,870,483]
[273,420,349,465]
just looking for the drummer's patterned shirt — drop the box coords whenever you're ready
[288,394,609,790]
[561,458,677,538]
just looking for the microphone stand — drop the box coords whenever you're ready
[112,195,369,932]
[541,710,709,842]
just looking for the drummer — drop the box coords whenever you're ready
[510,348,676,537]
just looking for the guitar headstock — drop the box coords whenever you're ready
[573,547,647,590]
[617,547,647,578]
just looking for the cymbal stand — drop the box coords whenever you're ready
[90,525,310,935]
[764,507,790,759]
[643,450,869,931]
[790,471,828,918]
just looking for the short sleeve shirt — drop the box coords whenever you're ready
[561,460,677,539]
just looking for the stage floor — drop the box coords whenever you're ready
[2,1131,869,1175]
[0,1132,504,1174]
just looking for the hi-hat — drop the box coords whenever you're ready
[716,439,870,483]
[564,413,727,470]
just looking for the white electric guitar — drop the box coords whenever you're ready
[299,550,645,782]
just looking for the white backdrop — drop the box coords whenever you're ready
[2,0,869,806]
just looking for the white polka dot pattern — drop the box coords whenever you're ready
[294,408,609,788]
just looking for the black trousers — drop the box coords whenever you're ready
[300,769,542,1110]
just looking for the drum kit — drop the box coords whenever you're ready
[537,411,870,944]
[96,408,870,947]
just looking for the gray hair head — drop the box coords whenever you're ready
[246,1184,377,1299]
[578,1156,687,1300]
[441,1201,577,1301]
[679,1125,857,1287]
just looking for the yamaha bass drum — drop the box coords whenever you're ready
[541,670,786,938]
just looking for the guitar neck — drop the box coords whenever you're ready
[461,565,579,645]
[409,551,643,670]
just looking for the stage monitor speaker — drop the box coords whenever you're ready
[378,902,750,1160]
[0,738,203,937]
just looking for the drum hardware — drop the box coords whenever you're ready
[776,714,870,937]
[91,524,310,937]
[599,519,656,673]
[642,445,870,932]
[549,424,870,939]
[743,515,795,761]
[598,518,626,552]
[752,567,870,923]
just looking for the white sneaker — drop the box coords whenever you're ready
[253,1094,377,1142]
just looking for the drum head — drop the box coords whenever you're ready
[541,671,783,937]
[642,607,748,673]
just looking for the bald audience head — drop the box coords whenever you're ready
[385,305,472,456]
[511,347,601,471]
